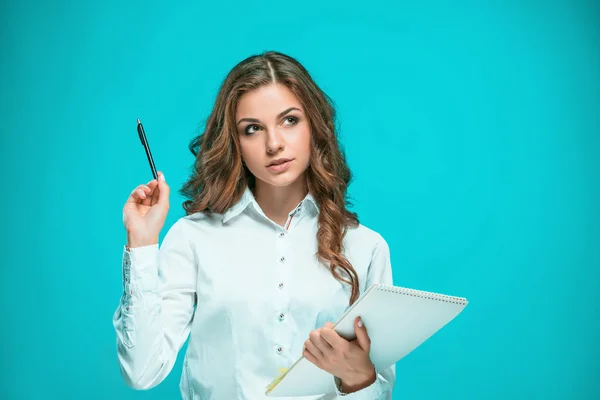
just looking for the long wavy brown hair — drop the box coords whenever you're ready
[179,50,361,306]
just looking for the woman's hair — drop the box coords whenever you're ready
[180,50,361,306]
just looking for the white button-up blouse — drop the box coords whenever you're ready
[112,187,396,399]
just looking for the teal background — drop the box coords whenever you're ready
[1,0,598,398]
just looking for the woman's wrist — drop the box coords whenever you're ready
[126,232,158,249]
[339,367,377,393]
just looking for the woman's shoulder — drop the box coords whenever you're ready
[181,209,222,223]
[345,222,388,249]
[167,210,224,234]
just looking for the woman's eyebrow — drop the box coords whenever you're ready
[236,107,302,126]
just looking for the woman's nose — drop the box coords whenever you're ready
[266,129,285,153]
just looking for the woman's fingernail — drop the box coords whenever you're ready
[159,173,165,181]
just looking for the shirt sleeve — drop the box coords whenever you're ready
[112,218,197,390]
[333,235,396,399]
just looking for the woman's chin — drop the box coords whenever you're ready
[257,171,304,188]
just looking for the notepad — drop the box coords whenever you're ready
[265,283,468,397]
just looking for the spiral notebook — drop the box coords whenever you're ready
[265,283,468,397]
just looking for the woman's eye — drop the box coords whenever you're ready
[284,116,299,126]
[244,117,298,135]
[244,124,260,135]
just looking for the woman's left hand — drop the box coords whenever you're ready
[303,317,377,392]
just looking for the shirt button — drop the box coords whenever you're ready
[278,282,284,289]
[279,313,285,321]
[276,346,283,354]
[279,232,285,238]
[280,256,285,263]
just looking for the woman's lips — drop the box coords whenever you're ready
[267,159,293,172]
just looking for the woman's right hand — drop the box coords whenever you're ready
[122,171,170,248]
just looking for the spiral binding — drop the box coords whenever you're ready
[374,284,467,305]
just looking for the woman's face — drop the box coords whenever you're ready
[236,83,311,189]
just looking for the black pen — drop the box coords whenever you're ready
[137,118,158,180]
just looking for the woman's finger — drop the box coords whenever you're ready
[304,339,324,362]
[150,188,159,207]
[303,346,319,366]
[320,327,344,349]
[310,330,334,354]
[141,181,157,206]
[127,185,145,203]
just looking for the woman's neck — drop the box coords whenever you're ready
[253,175,308,227]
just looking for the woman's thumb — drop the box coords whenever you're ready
[354,317,371,351]
[157,172,170,206]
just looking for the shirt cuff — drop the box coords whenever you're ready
[333,373,388,399]
[123,244,159,293]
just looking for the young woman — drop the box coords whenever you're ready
[113,51,396,399]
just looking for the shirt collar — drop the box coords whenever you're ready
[222,186,320,224]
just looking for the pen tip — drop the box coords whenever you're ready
[137,118,141,124]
